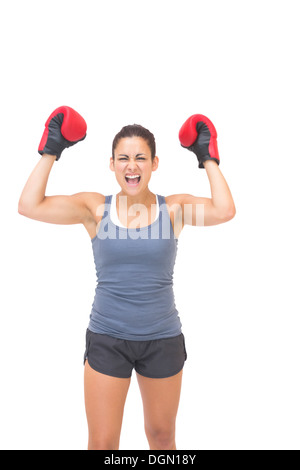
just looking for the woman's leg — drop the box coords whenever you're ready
[136,370,183,450]
[84,360,131,450]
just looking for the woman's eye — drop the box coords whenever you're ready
[119,157,145,161]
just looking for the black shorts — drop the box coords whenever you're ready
[83,329,187,379]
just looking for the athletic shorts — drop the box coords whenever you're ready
[83,329,187,379]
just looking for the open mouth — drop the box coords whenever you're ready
[125,175,141,186]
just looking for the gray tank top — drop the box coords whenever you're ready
[88,194,182,340]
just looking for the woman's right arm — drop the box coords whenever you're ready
[18,154,93,225]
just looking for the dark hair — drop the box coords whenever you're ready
[112,124,156,161]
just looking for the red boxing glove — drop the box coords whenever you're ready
[179,114,220,168]
[38,106,87,161]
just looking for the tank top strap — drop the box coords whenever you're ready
[105,194,113,207]
[157,194,167,213]
[103,195,113,221]
[157,194,176,240]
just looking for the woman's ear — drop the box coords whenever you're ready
[152,156,159,172]
[109,157,115,171]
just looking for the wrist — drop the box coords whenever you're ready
[203,159,218,169]
[40,153,58,163]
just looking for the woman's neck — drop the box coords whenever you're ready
[117,189,155,209]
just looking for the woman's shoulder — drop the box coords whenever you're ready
[164,194,184,206]
[84,192,107,210]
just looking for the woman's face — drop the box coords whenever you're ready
[110,137,159,195]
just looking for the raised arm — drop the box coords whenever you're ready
[18,106,100,229]
[175,160,236,227]
[170,113,236,229]
[18,153,92,224]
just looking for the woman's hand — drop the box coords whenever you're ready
[178,114,220,168]
[38,106,87,161]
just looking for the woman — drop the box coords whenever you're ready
[18,107,236,450]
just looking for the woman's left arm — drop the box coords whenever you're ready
[171,161,236,228]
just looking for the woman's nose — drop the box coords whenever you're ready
[127,158,138,168]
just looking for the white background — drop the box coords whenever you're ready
[0,0,299,450]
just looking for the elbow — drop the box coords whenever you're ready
[18,201,26,216]
[223,204,236,222]
[18,200,31,217]
[217,204,236,223]
[18,198,43,218]
[227,203,236,219]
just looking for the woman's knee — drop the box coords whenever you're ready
[145,425,176,450]
[88,435,120,450]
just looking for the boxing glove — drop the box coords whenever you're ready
[179,114,220,168]
[38,106,87,161]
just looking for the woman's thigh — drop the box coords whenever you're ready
[136,369,183,434]
[84,360,131,449]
